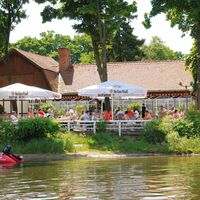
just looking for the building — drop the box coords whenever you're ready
[0,48,193,114]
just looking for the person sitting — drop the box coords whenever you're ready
[123,111,130,120]
[103,110,112,120]
[115,109,124,120]
[127,108,134,119]
[10,111,18,124]
[172,109,180,120]
[27,108,34,118]
[37,109,45,117]
[143,110,153,120]
[2,145,11,155]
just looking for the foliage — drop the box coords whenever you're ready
[75,105,85,116]
[128,102,142,113]
[167,132,200,153]
[142,36,182,61]
[143,119,167,144]
[107,21,145,62]
[186,111,200,137]
[11,31,93,63]
[16,117,60,142]
[39,102,55,113]
[144,0,200,109]
[0,119,16,143]
[12,138,64,154]
[0,104,4,114]
[35,0,137,91]
[0,0,29,55]
[171,118,193,137]
[96,119,108,132]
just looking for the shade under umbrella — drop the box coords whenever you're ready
[0,83,62,118]
[78,80,147,119]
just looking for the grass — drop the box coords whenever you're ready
[0,132,169,154]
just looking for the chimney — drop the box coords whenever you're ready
[58,48,71,71]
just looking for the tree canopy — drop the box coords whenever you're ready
[144,0,200,109]
[108,21,145,62]
[142,36,182,61]
[0,0,29,56]
[11,31,93,63]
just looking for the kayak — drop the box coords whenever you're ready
[0,154,23,164]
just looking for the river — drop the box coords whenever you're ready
[0,155,200,199]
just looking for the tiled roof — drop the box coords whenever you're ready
[58,60,193,94]
[13,48,59,72]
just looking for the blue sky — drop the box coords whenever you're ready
[10,0,193,54]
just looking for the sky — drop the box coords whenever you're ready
[10,0,193,54]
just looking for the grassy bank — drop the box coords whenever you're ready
[1,132,169,154]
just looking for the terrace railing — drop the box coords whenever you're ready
[59,120,150,136]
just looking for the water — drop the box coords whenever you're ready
[0,156,200,199]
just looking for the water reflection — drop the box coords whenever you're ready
[0,156,200,199]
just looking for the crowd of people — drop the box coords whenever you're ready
[9,103,184,124]
[58,103,184,122]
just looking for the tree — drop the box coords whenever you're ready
[0,0,29,56]
[143,0,200,109]
[108,21,145,62]
[11,31,94,63]
[142,36,182,61]
[35,0,137,111]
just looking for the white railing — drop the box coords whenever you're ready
[59,120,150,136]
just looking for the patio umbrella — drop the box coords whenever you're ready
[78,80,147,119]
[0,83,62,118]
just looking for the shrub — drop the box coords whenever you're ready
[143,119,166,144]
[0,119,16,142]
[39,102,55,113]
[76,105,85,116]
[186,111,200,137]
[96,119,108,132]
[128,102,142,113]
[16,117,60,142]
[167,131,200,153]
[171,118,193,137]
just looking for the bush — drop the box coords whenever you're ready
[171,118,193,137]
[39,103,55,113]
[128,102,141,113]
[96,119,108,132]
[0,119,16,142]
[186,111,200,137]
[167,131,200,153]
[16,117,60,142]
[143,119,166,144]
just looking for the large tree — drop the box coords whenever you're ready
[143,0,200,109]
[35,0,137,111]
[108,21,145,62]
[142,36,182,61]
[0,0,28,56]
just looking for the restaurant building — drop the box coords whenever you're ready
[0,48,193,114]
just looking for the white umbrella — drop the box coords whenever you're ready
[0,83,62,118]
[78,80,147,119]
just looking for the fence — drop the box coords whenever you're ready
[59,120,150,136]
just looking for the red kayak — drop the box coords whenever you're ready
[0,154,23,164]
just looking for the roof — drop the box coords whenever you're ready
[58,60,193,94]
[12,48,59,72]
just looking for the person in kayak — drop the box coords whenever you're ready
[2,145,11,155]
[2,145,22,161]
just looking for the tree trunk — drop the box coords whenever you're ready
[196,21,200,110]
